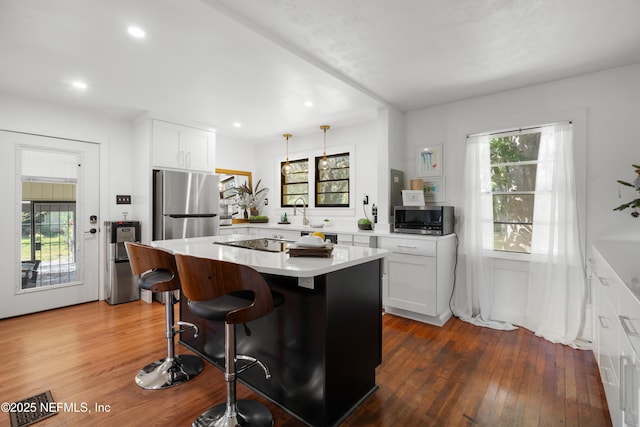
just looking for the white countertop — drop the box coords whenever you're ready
[152,234,388,278]
[221,222,456,241]
[593,240,640,301]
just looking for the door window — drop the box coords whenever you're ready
[19,149,79,290]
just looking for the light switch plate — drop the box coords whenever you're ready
[116,195,132,204]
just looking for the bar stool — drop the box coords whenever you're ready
[175,254,283,427]
[125,242,204,390]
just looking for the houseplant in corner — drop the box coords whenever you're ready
[614,164,640,217]
[237,179,269,222]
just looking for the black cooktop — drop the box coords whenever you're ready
[215,238,291,253]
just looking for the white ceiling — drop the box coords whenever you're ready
[1,0,639,143]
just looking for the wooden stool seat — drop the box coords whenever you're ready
[175,254,281,427]
[125,242,204,390]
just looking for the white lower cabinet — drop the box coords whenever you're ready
[257,228,301,241]
[217,227,257,237]
[379,234,456,326]
[385,252,437,315]
[591,242,640,427]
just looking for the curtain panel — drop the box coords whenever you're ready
[456,123,586,345]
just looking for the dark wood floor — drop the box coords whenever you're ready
[0,300,611,426]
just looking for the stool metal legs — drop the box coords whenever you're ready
[136,290,204,390]
[193,323,273,427]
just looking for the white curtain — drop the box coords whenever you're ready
[456,133,516,330]
[456,123,585,343]
[524,123,585,346]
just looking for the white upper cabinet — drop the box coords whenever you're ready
[152,120,215,172]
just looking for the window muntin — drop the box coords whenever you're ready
[281,159,309,207]
[315,153,349,207]
[490,132,541,254]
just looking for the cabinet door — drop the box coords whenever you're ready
[153,121,183,168]
[596,284,622,427]
[385,253,437,316]
[620,287,640,427]
[152,121,215,171]
[620,338,639,427]
[183,127,215,172]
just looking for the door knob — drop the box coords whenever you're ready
[85,228,97,234]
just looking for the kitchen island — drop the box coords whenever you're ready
[152,235,388,427]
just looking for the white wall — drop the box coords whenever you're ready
[0,94,135,222]
[252,120,379,229]
[404,63,640,325]
[378,106,406,227]
[215,133,256,173]
[0,93,135,303]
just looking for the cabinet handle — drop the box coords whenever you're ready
[621,356,629,412]
[620,355,639,423]
[396,245,418,249]
[620,315,640,337]
[598,315,609,329]
[597,276,609,286]
[186,152,191,168]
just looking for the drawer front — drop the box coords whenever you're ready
[353,235,374,247]
[620,285,640,361]
[337,234,353,245]
[378,237,436,256]
[596,286,621,384]
[591,249,620,311]
[258,229,300,241]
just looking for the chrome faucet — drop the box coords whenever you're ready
[293,198,309,226]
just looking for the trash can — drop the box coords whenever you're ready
[104,221,141,305]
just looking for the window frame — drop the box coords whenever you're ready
[280,158,309,208]
[314,152,350,208]
[488,129,542,255]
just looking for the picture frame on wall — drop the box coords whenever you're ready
[423,177,445,203]
[416,145,443,177]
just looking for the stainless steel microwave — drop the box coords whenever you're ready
[393,206,454,235]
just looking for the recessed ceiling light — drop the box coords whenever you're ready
[127,26,146,38]
[233,122,242,128]
[72,81,88,90]
[304,100,314,107]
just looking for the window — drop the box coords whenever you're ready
[315,153,350,207]
[21,200,77,287]
[490,130,541,253]
[281,158,308,207]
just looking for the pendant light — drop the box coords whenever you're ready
[281,133,293,175]
[318,125,330,171]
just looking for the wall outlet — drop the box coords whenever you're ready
[116,195,132,204]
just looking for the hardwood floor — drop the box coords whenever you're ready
[0,301,610,426]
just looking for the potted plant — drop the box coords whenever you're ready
[357,218,373,230]
[236,179,269,220]
[614,164,640,217]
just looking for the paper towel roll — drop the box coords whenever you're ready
[410,179,423,190]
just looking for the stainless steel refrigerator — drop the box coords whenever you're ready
[153,170,219,240]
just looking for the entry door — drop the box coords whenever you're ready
[0,131,100,318]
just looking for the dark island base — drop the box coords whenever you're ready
[180,260,383,427]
